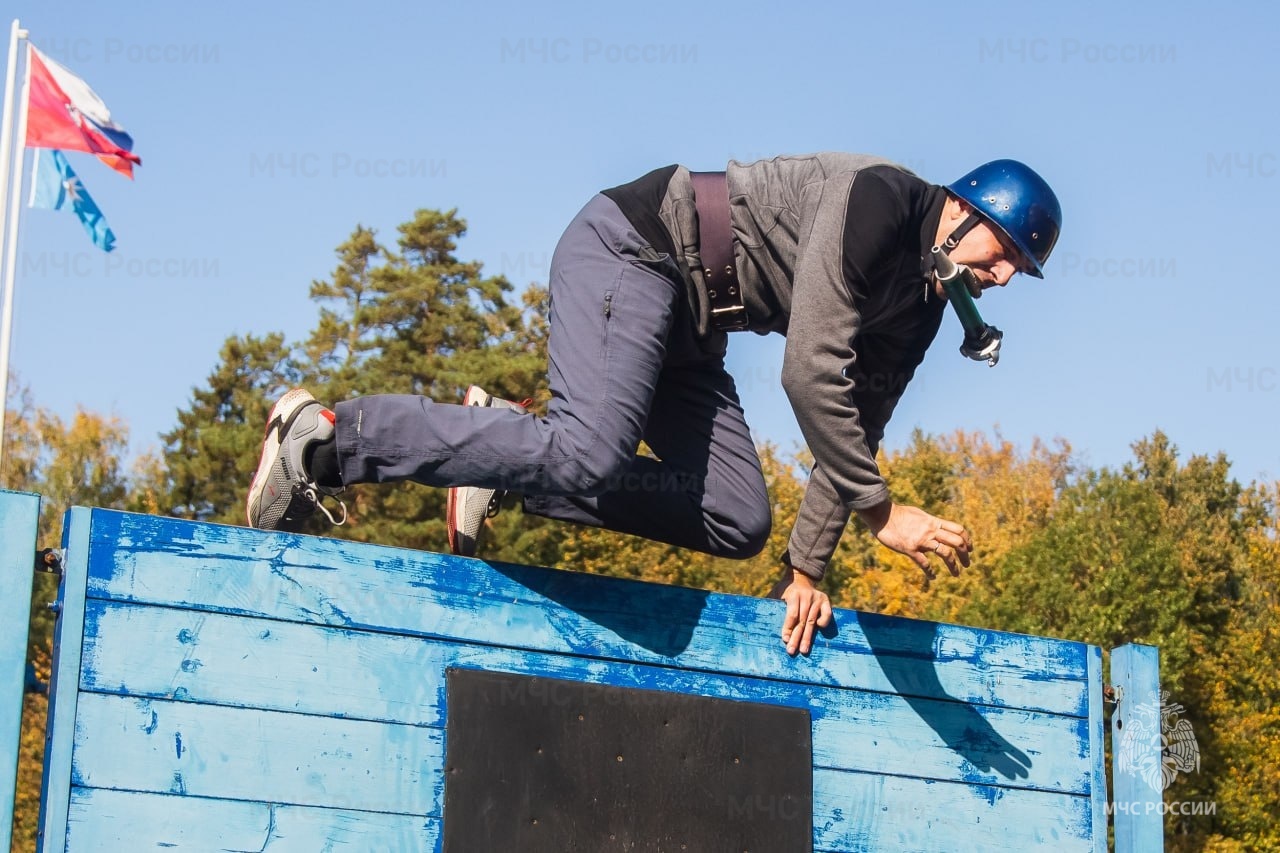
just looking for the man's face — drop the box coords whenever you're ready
[941,221,1029,296]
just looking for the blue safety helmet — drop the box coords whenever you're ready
[946,159,1062,279]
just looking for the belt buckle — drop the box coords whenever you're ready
[705,265,749,332]
[710,304,749,332]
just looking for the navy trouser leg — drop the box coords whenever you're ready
[333,193,770,558]
[524,353,771,559]
[335,194,673,495]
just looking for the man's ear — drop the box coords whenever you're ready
[941,195,971,227]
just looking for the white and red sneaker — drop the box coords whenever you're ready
[246,389,346,531]
[446,386,529,556]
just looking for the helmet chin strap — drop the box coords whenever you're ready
[931,212,986,299]
[940,213,983,254]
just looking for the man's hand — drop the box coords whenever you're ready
[858,499,972,588]
[773,568,834,656]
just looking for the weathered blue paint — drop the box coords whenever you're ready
[37,507,92,852]
[0,491,40,851]
[20,505,1142,851]
[65,788,437,851]
[1111,643,1164,852]
[84,510,1093,716]
[1087,644,1108,852]
[813,769,1095,852]
[71,693,443,815]
[79,602,1093,795]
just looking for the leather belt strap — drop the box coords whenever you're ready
[690,171,748,332]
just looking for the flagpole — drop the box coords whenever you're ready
[0,20,27,469]
[0,21,22,234]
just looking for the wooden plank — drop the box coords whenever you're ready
[68,692,1092,853]
[0,491,40,850]
[1111,643,1164,853]
[38,507,92,852]
[81,601,1093,795]
[83,509,1091,717]
[65,788,436,852]
[1087,645,1108,852]
[813,768,1095,852]
[53,507,1113,852]
[69,693,442,815]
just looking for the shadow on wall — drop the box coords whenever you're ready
[860,612,1033,781]
[487,560,709,658]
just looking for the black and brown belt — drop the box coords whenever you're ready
[690,171,748,332]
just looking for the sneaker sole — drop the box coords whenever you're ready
[447,386,496,556]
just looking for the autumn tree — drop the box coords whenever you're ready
[1,378,151,853]
[821,429,1072,620]
[158,333,301,525]
[1192,480,1280,853]
[957,432,1263,849]
[158,210,549,553]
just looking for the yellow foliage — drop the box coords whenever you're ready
[2,386,147,852]
[6,407,1278,851]
[10,695,47,853]
[1191,481,1280,851]
[555,429,1073,626]
[829,429,1071,621]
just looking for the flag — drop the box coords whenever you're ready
[30,149,118,252]
[24,44,141,178]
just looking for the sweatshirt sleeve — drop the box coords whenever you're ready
[782,464,852,580]
[779,169,912,579]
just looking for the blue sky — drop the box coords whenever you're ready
[7,1,1278,486]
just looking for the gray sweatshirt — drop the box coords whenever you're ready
[612,154,948,579]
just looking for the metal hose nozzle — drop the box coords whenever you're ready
[930,246,1004,367]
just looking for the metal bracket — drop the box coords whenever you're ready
[959,325,1003,367]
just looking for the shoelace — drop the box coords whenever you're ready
[316,495,348,525]
[298,484,348,526]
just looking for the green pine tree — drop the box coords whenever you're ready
[159,332,301,524]
[158,209,552,553]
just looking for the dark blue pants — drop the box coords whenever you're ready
[334,194,771,559]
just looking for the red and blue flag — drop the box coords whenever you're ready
[24,44,141,178]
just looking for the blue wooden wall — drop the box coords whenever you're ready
[16,503,1136,851]
[0,490,39,850]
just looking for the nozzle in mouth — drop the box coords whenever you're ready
[930,246,982,298]
[930,246,1004,367]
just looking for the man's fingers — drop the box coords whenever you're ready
[929,542,965,577]
[782,592,832,656]
[798,616,816,655]
[915,553,935,590]
[818,597,833,627]
[799,595,828,654]
[781,593,800,639]
[782,588,806,651]
[933,529,971,555]
[934,520,973,552]
[925,524,973,575]
[939,519,971,540]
